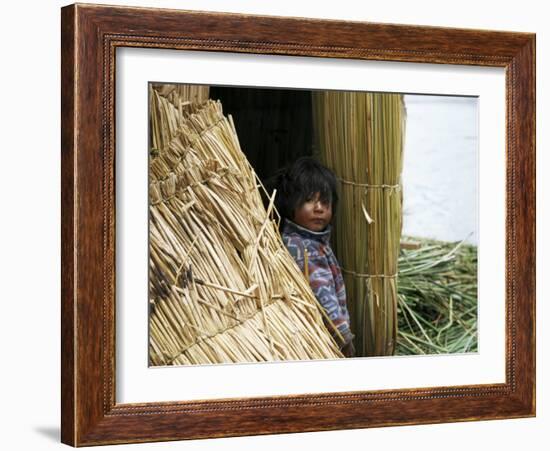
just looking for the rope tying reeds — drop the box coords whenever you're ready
[337,177,402,192]
[341,268,398,278]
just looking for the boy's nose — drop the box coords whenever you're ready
[314,200,326,212]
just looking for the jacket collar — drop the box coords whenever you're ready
[282,218,332,245]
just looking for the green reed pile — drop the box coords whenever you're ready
[396,236,478,355]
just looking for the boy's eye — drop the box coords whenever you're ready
[303,192,331,207]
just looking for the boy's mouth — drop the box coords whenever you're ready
[311,219,327,227]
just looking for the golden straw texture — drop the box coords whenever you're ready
[150,84,210,153]
[312,91,406,356]
[149,85,342,365]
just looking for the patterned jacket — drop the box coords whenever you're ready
[282,219,353,346]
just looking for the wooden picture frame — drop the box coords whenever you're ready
[61,3,535,446]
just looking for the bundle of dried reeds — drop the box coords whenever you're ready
[149,84,210,154]
[149,87,342,365]
[151,83,210,104]
[312,91,406,357]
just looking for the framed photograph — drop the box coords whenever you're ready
[61,3,535,446]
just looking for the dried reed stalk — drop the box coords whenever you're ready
[149,85,342,365]
[312,91,406,356]
[149,84,210,153]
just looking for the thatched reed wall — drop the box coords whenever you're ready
[148,85,342,365]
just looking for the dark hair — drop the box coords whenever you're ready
[265,157,338,222]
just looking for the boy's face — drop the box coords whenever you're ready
[293,192,332,232]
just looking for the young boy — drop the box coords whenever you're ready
[271,157,355,357]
